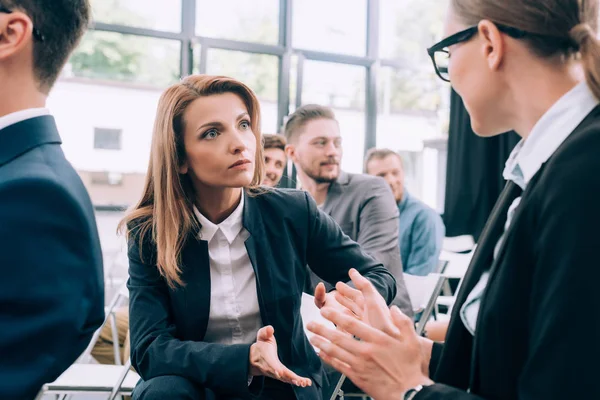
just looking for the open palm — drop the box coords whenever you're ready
[249,326,312,387]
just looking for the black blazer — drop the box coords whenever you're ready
[127,189,397,400]
[418,107,600,399]
[0,115,105,399]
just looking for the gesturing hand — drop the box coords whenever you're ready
[334,269,394,332]
[307,306,432,400]
[249,326,312,387]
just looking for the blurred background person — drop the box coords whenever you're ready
[262,133,287,187]
[284,104,412,316]
[365,148,445,276]
[0,1,104,398]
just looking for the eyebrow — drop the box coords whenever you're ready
[197,112,250,131]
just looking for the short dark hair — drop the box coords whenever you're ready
[284,104,337,143]
[364,148,403,173]
[263,134,286,152]
[0,0,91,92]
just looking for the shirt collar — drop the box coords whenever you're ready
[504,82,599,189]
[193,193,245,244]
[0,108,50,131]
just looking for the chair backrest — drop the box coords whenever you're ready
[300,293,335,353]
[403,273,445,335]
[78,283,129,363]
[442,235,475,253]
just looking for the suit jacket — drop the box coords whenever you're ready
[418,107,600,399]
[309,171,412,315]
[127,189,397,400]
[0,115,105,399]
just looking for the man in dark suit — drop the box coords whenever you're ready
[284,104,412,316]
[0,1,104,398]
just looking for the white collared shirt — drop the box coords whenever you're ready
[0,108,50,131]
[460,81,599,335]
[193,194,263,345]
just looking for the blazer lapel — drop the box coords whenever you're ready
[243,193,275,326]
[453,181,522,309]
[322,172,349,215]
[0,115,61,166]
[434,181,521,388]
[180,235,212,341]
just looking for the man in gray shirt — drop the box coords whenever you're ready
[284,104,412,316]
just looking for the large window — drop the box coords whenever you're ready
[57,0,450,206]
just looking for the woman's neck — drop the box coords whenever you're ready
[509,62,582,139]
[194,186,243,224]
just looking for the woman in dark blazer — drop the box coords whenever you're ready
[120,74,397,400]
[306,0,600,399]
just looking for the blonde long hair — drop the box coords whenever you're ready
[119,75,265,288]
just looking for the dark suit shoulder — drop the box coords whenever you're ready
[1,143,94,214]
[249,187,311,214]
[535,112,600,193]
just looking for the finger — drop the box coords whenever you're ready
[314,283,327,308]
[309,334,361,367]
[335,281,364,306]
[319,308,388,343]
[349,269,376,294]
[334,291,362,318]
[318,349,354,378]
[307,321,366,357]
[257,325,274,341]
[278,367,312,387]
[391,306,416,337]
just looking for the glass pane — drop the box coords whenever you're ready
[301,60,366,173]
[380,0,447,61]
[66,30,181,87]
[206,49,279,133]
[91,0,182,32]
[196,0,279,44]
[292,0,367,56]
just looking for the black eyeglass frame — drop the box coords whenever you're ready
[426,24,527,82]
[0,5,45,42]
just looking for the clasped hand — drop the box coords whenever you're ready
[306,269,434,400]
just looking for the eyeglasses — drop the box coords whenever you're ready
[426,24,528,82]
[0,5,45,42]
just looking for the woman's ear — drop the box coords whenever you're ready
[478,20,505,71]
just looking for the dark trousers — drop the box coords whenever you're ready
[133,375,296,400]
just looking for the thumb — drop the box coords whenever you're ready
[257,325,275,341]
[314,282,326,308]
[349,268,374,293]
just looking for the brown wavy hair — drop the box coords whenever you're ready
[118,75,264,288]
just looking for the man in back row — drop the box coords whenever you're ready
[365,148,445,276]
[284,104,412,316]
[262,133,287,187]
[0,1,104,398]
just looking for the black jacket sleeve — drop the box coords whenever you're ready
[0,178,104,399]
[303,192,397,305]
[127,234,256,398]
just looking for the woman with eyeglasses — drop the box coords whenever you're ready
[306,0,600,399]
